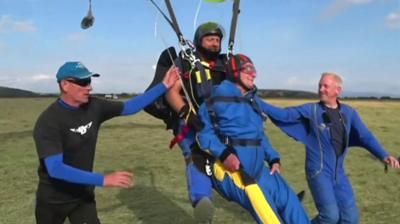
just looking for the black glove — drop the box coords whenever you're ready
[179,105,204,132]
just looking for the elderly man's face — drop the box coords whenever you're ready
[239,62,257,90]
[318,75,341,104]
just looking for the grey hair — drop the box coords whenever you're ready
[321,72,343,88]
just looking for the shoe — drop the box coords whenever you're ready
[194,197,214,224]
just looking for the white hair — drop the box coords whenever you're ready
[321,72,343,88]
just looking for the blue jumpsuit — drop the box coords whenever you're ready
[197,80,310,224]
[258,100,390,224]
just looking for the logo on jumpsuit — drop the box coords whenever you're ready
[70,122,92,135]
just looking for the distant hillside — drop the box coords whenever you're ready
[258,89,318,98]
[0,86,39,97]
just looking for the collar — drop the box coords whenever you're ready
[319,99,342,111]
[57,98,79,111]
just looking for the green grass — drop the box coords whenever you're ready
[0,98,399,223]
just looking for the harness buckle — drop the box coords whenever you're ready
[223,136,230,145]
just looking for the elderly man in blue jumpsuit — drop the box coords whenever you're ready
[257,72,400,224]
[197,54,310,224]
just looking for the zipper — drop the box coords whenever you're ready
[311,103,324,178]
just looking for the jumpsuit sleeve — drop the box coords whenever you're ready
[348,109,389,160]
[256,98,313,144]
[256,98,304,122]
[197,103,227,158]
[261,134,280,165]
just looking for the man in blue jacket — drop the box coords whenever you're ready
[258,72,400,224]
[197,54,310,224]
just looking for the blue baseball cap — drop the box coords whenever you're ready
[56,61,100,82]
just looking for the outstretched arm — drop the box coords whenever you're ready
[256,97,304,122]
[121,66,179,115]
[349,109,399,169]
[256,97,312,144]
[45,153,133,188]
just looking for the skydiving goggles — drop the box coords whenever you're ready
[240,64,257,77]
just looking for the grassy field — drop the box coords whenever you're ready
[0,98,399,224]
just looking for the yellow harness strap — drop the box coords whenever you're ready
[213,161,281,224]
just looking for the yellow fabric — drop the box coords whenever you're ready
[213,161,245,189]
[213,161,281,224]
[246,185,281,224]
[195,70,202,83]
[205,69,211,80]
[201,61,210,67]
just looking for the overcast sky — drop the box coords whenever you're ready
[0,0,399,95]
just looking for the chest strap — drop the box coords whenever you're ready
[206,96,264,147]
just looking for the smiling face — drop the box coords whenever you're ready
[60,78,92,107]
[238,62,257,91]
[318,74,342,107]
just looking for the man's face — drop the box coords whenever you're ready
[61,78,92,105]
[239,62,257,90]
[201,35,221,53]
[318,75,341,104]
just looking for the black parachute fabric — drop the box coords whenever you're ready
[144,47,178,129]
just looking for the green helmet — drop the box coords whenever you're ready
[193,22,224,48]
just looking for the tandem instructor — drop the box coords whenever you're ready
[33,61,178,224]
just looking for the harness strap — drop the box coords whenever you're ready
[219,136,262,147]
[228,0,241,55]
[206,95,264,147]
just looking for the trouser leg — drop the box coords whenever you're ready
[335,173,359,224]
[258,166,310,224]
[68,198,101,224]
[212,161,282,224]
[35,200,75,224]
[307,172,340,224]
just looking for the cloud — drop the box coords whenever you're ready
[0,73,58,93]
[320,0,375,20]
[283,76,318,91]
[31,74,54,81]
[65,32,88,43]
[0,15,36,33]
[385,11,400,29]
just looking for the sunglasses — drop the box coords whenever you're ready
[65,78,92,87]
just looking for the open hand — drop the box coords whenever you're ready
[103,171,134,188]
[162,66,180,89]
